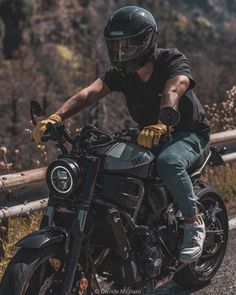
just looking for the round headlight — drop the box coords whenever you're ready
[51,166,73,194]
[46,158,81,197]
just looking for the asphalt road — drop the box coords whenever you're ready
[154,228,236,295]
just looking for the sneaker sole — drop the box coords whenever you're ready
[179,247,203,264]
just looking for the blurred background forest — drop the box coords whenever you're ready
[0,0,235,171]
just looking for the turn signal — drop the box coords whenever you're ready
[80,277,89,291]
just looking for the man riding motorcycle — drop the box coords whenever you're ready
[32,6,210,264]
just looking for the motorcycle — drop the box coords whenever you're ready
[0,100,228,295]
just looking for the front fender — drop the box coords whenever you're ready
[16,227,68,249]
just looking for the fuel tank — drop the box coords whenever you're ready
[102,141,155,178]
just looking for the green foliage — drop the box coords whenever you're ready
[20,0,37,21]
[56,45,74,62]
[171,10,192,39]
[192,15,215,41]
[0,0,37,58]
[195,16,213,29]
[0,17,5,41]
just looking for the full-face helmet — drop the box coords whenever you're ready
[104,6,158,75]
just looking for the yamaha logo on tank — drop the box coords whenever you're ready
[131,155,149,167]
[110,31,124,36]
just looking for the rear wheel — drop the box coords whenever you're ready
[174,190,228,289]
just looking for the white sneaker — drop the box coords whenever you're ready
[179,215,206,264]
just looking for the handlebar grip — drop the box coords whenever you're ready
[128,128,140,137]
[41,122,72,143]
[40,122,54,142]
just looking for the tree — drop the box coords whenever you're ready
[0,0,37,59]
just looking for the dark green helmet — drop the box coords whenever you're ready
[104,6,158,75]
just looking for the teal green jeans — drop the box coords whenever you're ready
[153,131,208,218]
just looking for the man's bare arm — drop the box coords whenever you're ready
[160,75,190,110]
[56,78,111,120]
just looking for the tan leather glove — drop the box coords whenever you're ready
[32,114,62,145]
[137,122,168,148]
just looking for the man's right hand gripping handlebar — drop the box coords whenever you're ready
[32,114,62,145]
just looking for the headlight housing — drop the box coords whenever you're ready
[46,158,81,198]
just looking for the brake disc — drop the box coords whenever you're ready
[39,273,61,295]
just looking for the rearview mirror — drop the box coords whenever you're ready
[31,100,43,117]
[159,107,180,127]
[30,100,44,126]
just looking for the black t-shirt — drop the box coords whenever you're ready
[100,48,210,142]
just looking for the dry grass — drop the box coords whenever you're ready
[204,86,236,132]
[203,163,236,216]
[203,86,236,214]
[0,211,42,278]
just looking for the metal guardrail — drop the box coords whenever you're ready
[222,152,236,163]
[0,167,47,192]
[0,198,48,219]
[210,129,236,163]
[0,130,235,219]
[210,129,236,145]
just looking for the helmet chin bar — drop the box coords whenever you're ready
[112,47,155,76]
[110,33,158,76]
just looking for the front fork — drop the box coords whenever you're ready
[60,156,100,295]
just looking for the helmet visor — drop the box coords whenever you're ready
[105,27,153,62]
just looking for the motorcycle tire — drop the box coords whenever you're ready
[173,187,228,289]
[0,245,93,295]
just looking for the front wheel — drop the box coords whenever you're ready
[174,187,228,289]
[0,245,93,295]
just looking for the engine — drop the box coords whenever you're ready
[140,244,162,278]
[111,230,163,287]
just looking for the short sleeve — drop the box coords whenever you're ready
[100,67,126,93]
[165,48,195,90]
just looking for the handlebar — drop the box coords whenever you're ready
[113,127,139,138]
[40,123,140,154]
[30,100,139,154]
[40,123,74,154]
[36,120,173,155]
